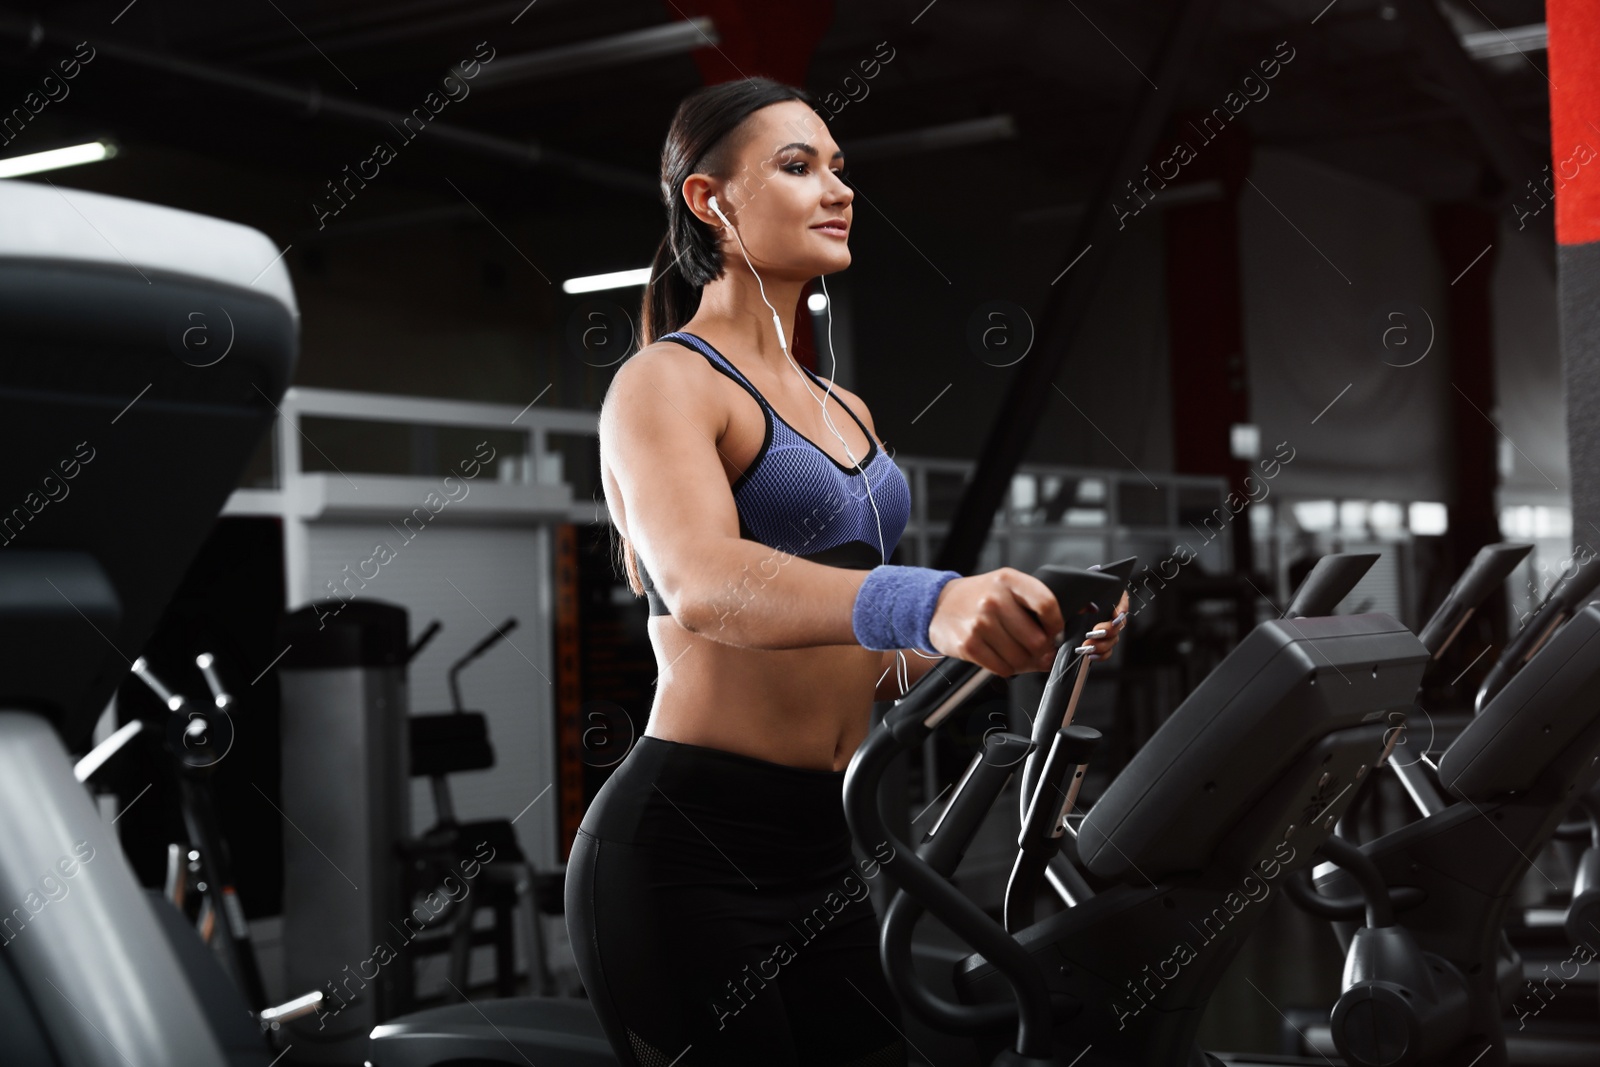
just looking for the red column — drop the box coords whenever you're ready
[1546,1,1600,554]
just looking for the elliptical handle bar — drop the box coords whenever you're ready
[1476,550,1600,713]
[877,566,1125,744]
[844,564,1121,1062]
[1282,552,1379,619]
[1417,542,1532,659]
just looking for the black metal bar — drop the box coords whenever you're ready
[1006,725,1099,931]
[1284,866,1426,922]
[1318,834,1397,928]
[880,734,1032,1034]
[844,725,1058,1058]
[177,776,270,1011]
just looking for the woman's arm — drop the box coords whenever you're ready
[602,345,872,649]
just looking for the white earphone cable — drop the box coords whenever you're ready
[709,196,937,694]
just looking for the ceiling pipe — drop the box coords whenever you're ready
[473,18,719,90]
[230,0,558,66]
[0,13,656,198]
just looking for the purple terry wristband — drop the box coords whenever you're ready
[851,565,962,653]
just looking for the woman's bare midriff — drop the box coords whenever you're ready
[642,617,883,772]
[610,335,892,772]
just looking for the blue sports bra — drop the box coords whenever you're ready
[633,330,912,617]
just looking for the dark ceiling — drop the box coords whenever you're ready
[0,0,1555,254]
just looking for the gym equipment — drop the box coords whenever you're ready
[130,652,269,1012]
[398,616,561,1002]
[1021,549,1373,914]
[364,563,1129,1066]
[846,601,1430,1065]
[275,599,413,1061]
[1305,599,1600,1065]
[1395,543,1535,820]
[0,179,295,1064]
[1282,551,1381,618]
[360,538,1546,1067]
[1474,549,1600,713]
[74,650,324,1046]
[1266,542,1534,1063]
[1418,543,1535,661]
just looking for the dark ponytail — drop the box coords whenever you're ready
[619,77,817,597]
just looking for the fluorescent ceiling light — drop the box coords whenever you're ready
[0,139,118,179]
[476,18,718,89]
[1460,22,1546,59]
[562,267,652,294]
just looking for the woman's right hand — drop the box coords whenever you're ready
[926,568,1067,676]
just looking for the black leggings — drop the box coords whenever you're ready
[565,735,910,1067]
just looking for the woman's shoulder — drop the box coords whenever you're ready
[606,338,721,397]
[620,336,707,374]
[600,339,731,436]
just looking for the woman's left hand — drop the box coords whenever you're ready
[1079,590,1130,662]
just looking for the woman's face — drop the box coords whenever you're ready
[702,100,853,280]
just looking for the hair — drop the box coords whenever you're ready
[615,76,818,599]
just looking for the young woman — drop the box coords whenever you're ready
[567,77,1129,1066]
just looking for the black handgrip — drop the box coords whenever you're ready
[1283,552,1380,619]
[1477,551,1600,712]
[1018,636,1090,823]
[1565,846,1600,951]
[1030,564,1127,625]
[448,617,519,712]
[1015,560,1130,823]
[1417,542,1532,657]
[880,564,1124,744]
[1318,834,1397,928]
[1019,725,1101,849]
[463,617,519,662]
